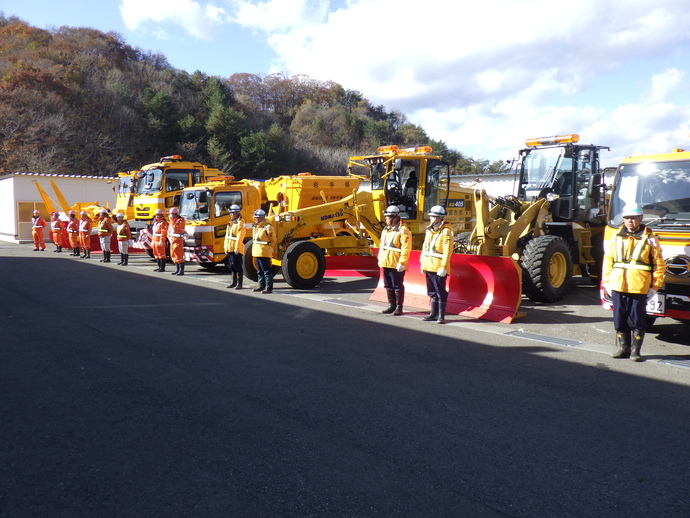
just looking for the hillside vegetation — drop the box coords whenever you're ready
[0,14,508,179]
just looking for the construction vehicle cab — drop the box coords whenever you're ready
[350,145,474,248]
[601,149,690,325]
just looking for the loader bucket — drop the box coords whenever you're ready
[325,255,379,278]
[370,250,523,323]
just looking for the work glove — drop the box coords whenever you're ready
[602,284,611,296]
[646,288,657,301]
[437,268,447,278]
[396,263,405,273]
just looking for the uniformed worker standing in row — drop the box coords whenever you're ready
[377,205,412,315]
[420,205,454,324]
[31,210,47,251]
[152,208,169,272]
[79,211,92,259]
[225,204,246,290]
[115,213,131,266]
[168,207,186,276]
[50,211,64,252]
[97,208,114,263]
[251,209,277,294]
[602,203,665,362]
[67,210,80,256]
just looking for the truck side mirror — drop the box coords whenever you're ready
[394,158,402,171]
[173,194,181,207]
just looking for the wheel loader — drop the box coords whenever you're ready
[457,134,611,302]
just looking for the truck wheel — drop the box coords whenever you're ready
[282,241,326,289]
[521,235,573,303]
[242,239,259,282]
[242,240,280,282]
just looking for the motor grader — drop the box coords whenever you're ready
[457,134,611,302]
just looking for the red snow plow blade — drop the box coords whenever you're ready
[370,250,523,323]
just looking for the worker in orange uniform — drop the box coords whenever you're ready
[31,210,47,251]
[377,205,412,315]
[66,210,80,256]
[97,208,114,263]
[251,209,277,293]
[224,204,246,289]
[78,211,93,259]
[151,208,169,272]
[115,213,131,266]
[168,207,186,276]
[602,203,665,362]
[420,205,454,324]
[49,212,65,252]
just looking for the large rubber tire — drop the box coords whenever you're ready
[521,235,573,303]
[282,241,326,289]
[243,239,280,282]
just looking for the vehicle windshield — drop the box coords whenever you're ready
[179,190,211,221]
[520,147,572,198]
[134,169,163,195]
[609,160,690,228]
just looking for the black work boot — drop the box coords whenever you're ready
[381,290,396,314]
[423,298,439,321]
[72,247,78,256]
[392,290,404,316]
[123,254,128,266]
[262,275,273,293]
[153,259,162,272]
[612,331,632,358]
[177,263,185,276]
[235,274,243,290]
[80,249,87,258]
[171,263,180,275]
[631,330,645,362]
[86,249,91,259]
[437,301,446,324]
[227,272,238,289]
[159,259,166,272]
[104,251,111,263]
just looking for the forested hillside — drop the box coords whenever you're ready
[0,14,507,178]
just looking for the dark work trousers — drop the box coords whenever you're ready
[425,271,448,302]
[255,256,272,288]
[382,267,405,292]
[228,252,243,274]
[612,290,648,332]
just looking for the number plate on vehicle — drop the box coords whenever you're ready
[646,293,665,315]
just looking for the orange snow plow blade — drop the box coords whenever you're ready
[370,250,523,323]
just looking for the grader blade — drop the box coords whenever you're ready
[370,251,523,323]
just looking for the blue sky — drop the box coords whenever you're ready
[3,0,690,167]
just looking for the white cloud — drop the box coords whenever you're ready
[119,0,231,40]
[120,0,690,165]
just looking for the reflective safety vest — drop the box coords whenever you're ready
[613,234,651,271]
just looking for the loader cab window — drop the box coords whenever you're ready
[423,160,449,217]
[135,169,163,195]
[386,160,420,218]
[117,176,134,196]
[192,169,202,185]
[370,163,385,191]
[214,191,243,218]
[519,147,568,200]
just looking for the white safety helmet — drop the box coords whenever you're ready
[33,210,40,216]
[169,207,179,215]
[253,209,266,218]
[116,213,124,219]
[80,211,88,216]
[428,205,446,217]
[100,208,108,214]
[383,205,400,217]
[154,208,164,215]
[229,204,241,213]
[621,203,643,218]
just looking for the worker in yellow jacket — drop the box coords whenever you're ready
[602,203,665,361]
[224,204,246,290]
[420,205,454,324]
[251,209,277,294]
[377,205,412,315]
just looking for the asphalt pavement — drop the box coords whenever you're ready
[2,242,690,517]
